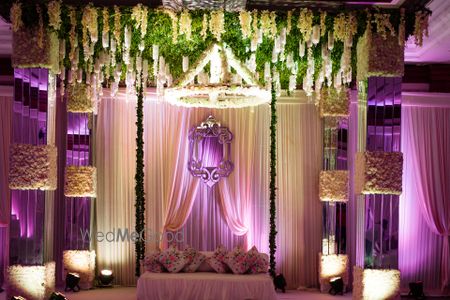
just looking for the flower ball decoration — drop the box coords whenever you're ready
[12,28,59,72]
[319,87,350,118]
[6,262,56,300]
[353,266,400,300]
[319,170,349,202]
[355,151,403,195]
[64,166,97,197]
[318,253,349,293]
[357,29,404,81]
[63,250,96,290]
[9,144,57,191]
[67,83,93,113]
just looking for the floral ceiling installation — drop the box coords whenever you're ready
[9,144,57,191]
[353,267,401,300]
[9,2,428,101]
[64,166,97,197]
[319,87,350,117]
[318,253,349,292]
[319,170,349,202]
[355,151,403,195]
[67,83,93,113]
[6,262,55,300]
[63,250,96,289]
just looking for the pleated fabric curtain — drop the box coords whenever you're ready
[96,93,138,285]
[275,103,323,288]
[400,98,450,292]
[95,91,323,288]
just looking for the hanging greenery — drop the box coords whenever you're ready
[135,71,145,277]
[269,79,277,278]
[9,2,429,97]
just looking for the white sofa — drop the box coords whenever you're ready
[137,251,277,300]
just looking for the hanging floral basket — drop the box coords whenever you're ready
[63,250,96,290]
[355,151,403,195]
[64,166,97,197]
[6,262,55,300]
[319,170,349,202]
[318,253,349,293]
[67,83,93,113]
[319,87,350,118]
[353,267,400,300]
[9,144,57,191]
[12,28,59,72]
[357,29,404,81]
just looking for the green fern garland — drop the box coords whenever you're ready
[269,79,278,278]
[135,72,145,277]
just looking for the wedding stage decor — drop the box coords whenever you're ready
[2,0,436,298]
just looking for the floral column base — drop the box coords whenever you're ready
[353,266,400,300]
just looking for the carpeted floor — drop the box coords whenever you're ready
[0,287,353,300]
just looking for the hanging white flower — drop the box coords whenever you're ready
[312,25,321,45]
[131,4,148,39]
[239,10,252,39]
[179,10,192,41]
[201,14,208,40]
[414,11,429,47]
[260,11,272,37]
[289,74,296,92]
[102,8,109,49]
[328,31,334,50]
[48,0,62,31]
[287,10,292,34]
[182,56,189,72]
[209,10,225,41]
[10,2,23,32]
[298,8,313,42]
[113,6,121,46]
[250,10,259,52]
[299,40,306,58]
[320,11,327,37]
[124,25,132,49]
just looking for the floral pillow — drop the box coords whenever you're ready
[224,246,249,274]
[206,245,229,273]
[143,249,164,273]
[246,246,269,274]
[183,246,206,273]
[158,245,189,273]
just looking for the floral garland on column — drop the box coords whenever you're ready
[135,71,145,277]
[269,79,277,278]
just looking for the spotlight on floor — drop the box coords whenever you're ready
[49,292,67,300]
[65,272,81,292]
[329,276,344,295]
[98,269,114,287]
[408,281,425,299]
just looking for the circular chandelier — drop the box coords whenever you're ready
[164,43,270,108]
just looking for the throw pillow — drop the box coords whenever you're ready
[158,245,189,273]
[206,245,229,273]
[246,246,269,274]
[143,249,164,273]
[224,246,249,274]
[183,246,206,273]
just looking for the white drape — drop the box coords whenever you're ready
[95,91,323,288]
[400,93,450,292]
